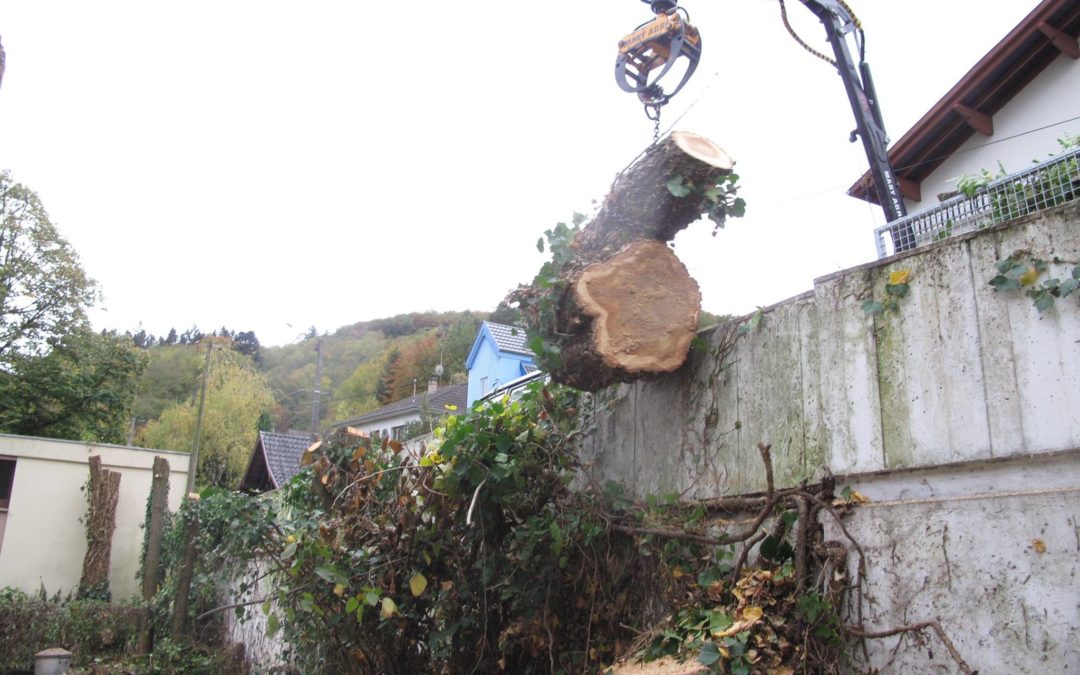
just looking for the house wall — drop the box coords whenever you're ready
[467,338,533,405]
[350,409,422,440]
[0,435,189,600]
[578,202,1080,672]
[907,51,1080,211]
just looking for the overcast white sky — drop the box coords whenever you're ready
[0,1,1038,346]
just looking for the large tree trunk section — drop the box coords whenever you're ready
[529,131,733,391]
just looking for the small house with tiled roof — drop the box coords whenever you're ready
[328,382,468,441]
[849,0,1080,213]
[239,430,312,493]
[465,321,536,405]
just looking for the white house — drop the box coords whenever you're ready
[850,0,1079,213]
[328,382,468,442]
[0,435,190,599]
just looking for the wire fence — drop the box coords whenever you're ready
[874,147,1080,258]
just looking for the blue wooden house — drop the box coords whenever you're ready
[465,321,536,405]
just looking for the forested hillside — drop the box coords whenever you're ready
[129,312,480,426]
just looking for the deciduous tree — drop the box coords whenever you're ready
[0,170,97,361]
[136,342,275,488]
[0,329,146,443]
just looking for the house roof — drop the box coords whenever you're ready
[465,321,534,371]
[331,383,468,428]
[239,430,312,492]
[850,0,1080,204]
[484,322,532,356]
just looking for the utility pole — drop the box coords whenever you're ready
[185,339,213,495]
[310,339,323,440]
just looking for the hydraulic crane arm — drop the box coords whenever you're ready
[797,0,908,226]
[615,0,912,243]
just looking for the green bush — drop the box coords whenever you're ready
[0,588,140,670]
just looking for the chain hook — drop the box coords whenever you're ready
[644,103,663,143]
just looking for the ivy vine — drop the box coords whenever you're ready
[990,252,1079,313]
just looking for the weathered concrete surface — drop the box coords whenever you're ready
[578,200,1080,672]
[833,449,1080,673]
[580,200,1080,496]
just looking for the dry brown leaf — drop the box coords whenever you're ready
[1032,538,1047,554]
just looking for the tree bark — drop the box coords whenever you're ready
[79,455,121,598]
[137,456,170,654]
[523,131,734,391]
[171,511,199,638]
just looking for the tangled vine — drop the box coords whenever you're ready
[173,380,971,673]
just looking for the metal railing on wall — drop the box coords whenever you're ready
[874,147,1080,258]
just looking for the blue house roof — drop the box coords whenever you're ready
[465,321,533,369]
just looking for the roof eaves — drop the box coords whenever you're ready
[849,0,1080,203]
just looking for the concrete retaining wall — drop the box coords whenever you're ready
[578,201,1080,672]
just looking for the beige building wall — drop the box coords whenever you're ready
[0,435,189,600]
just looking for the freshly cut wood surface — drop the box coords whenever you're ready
[574,240,700,374]
[520,131,733,391]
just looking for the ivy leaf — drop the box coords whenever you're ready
[861,300,884,315]
[536,237,545,253]
[1019,266,1040,286]
[1033,292,1055,313]
[281,541,297,560]
[698,641,722,666]
[885,283,909,298]
[410,573,428,597]
[666,176,693,198]
[265,613,280,638]
[888,269,911,285]
[380,597,398,619]
[346,596,360,613]
[996,258,1018,274]
[697,567,724,588]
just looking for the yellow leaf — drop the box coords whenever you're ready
[1019,266,1040,286]
[333,583,346,597]
[741,605,764,622]
[849,491,870,504]
[1032,538,1047,554]
[671,567,685,578]
[444,404,458,411]
[380,597,397,618]
[410,573,428,597]
[889,269,911,285]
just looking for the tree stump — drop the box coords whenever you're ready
[517,131,736,391]
[79,455,121,599]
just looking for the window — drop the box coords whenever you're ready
[480,376,489,396]
[0,458,14,510]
